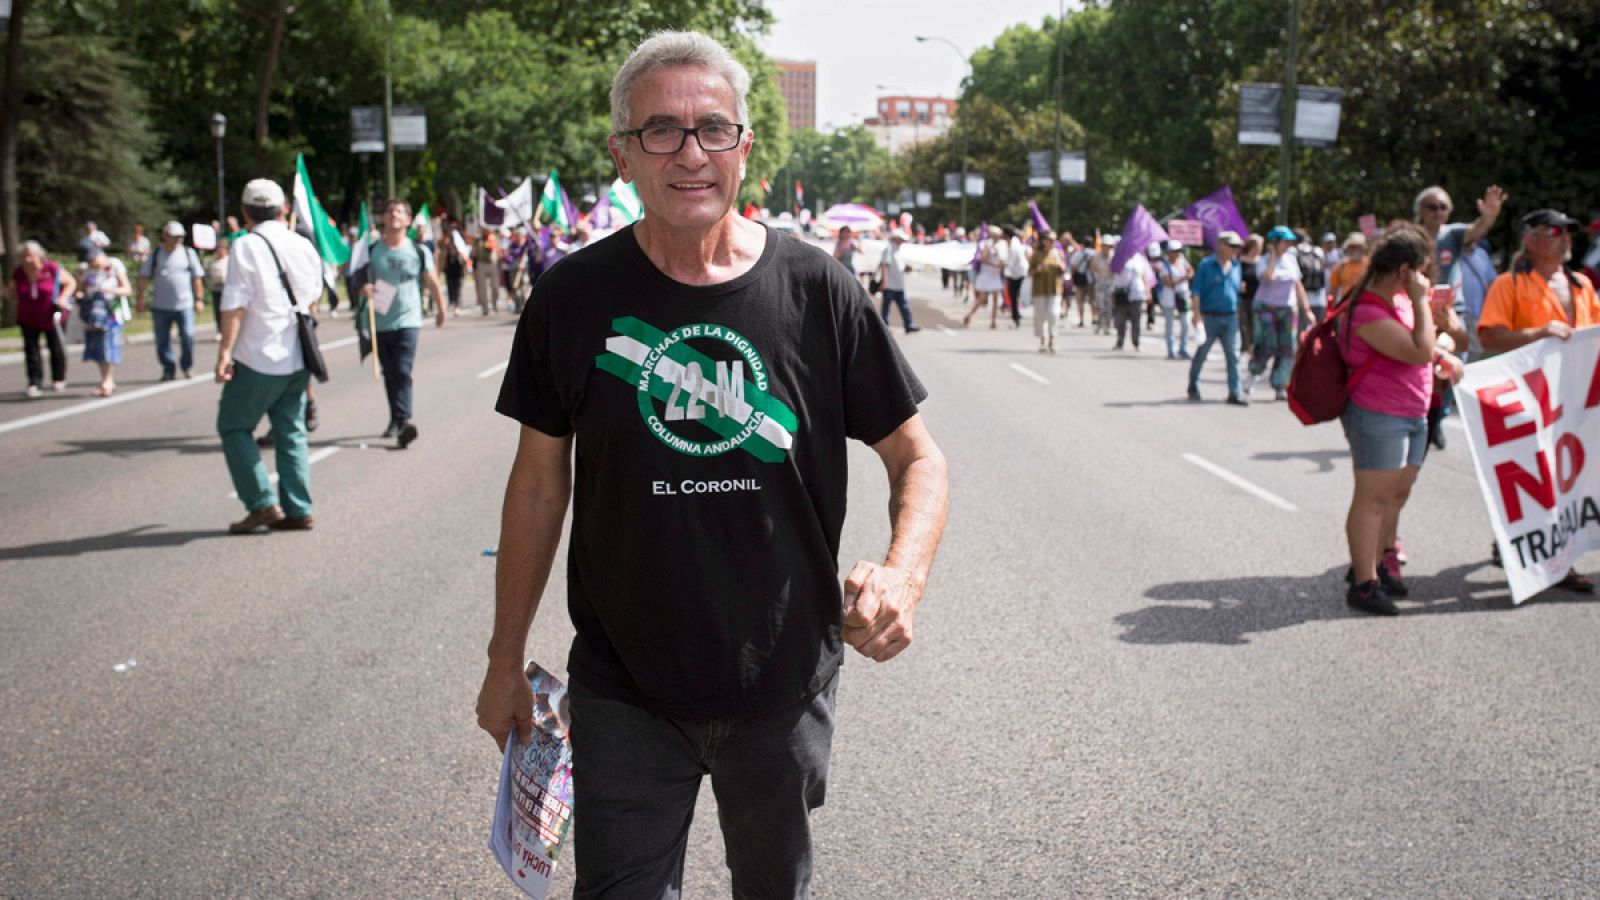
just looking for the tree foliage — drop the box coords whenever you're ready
[6,0,786,247]
[7,23,169,250]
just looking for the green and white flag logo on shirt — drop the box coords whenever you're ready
[596,316,798,463]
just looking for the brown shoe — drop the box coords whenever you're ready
[230,505,284,534]
[269,514,315,531]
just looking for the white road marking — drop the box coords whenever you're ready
[1008,362,1051,385]
[1182,452,1299,512]
[939,326,959,337]
[227,446,342,498]
[476,361,510,380]
[0,335,361,438]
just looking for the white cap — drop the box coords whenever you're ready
[1165,239,1184,252]
[1103,235,1121,246]
[162,220,186,238]
[241,178,286,209]
[1146,241,1162,257]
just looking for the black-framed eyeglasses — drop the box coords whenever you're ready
[620,123,745,155]
[1422,202,1451,212]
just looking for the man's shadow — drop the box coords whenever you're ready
[0,525,228,561]
[1114,561,1591,646]
[46,435,220,459]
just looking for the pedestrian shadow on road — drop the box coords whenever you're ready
[1251,449,1351,474]
[1102,397,1201,408]
[0,525,228,561]
[45,435,220,459]
[1114,561,1592,646]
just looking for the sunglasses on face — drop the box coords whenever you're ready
[1422,202,1450,212]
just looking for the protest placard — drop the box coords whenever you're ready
[1455,327,1600,603]
[489,663,573,898]
[1167,219,1203,246]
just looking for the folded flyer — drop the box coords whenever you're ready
[489,662,574,898]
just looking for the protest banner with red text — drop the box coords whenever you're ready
[1455,327,1600,603]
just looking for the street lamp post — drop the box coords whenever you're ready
[209,113,227,227]
[914,36,970,227]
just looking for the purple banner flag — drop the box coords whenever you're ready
[1182,186,1252,250]
[561,188,580,233]
[1110,205,1169,274]
[1027,201,1052,235]
[589,190,612,229]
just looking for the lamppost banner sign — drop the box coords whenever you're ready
[350,106,384,153]
[943,172,962,199]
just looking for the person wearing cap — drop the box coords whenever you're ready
[1154,238,1194,360]
[1475,208,1599,592]
[1186,230,1246,405]
[1320,232,1342,271]
[1244,225,1311,400]
[215,178,325,534]
[1144,241,1162,330]
[478,33,946,895]
[877,229,919,333]
[1328,232,1369,307]
[137,220,206,381]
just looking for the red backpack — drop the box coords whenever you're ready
[1286,292,1400,425]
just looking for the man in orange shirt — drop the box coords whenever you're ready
[1477,207,1599,592]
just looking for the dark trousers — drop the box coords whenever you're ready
[21,324,66,387]
[375,327,419,427]
[1005,277,1024,323]
[445,264,464,309]
[880,288,914,329]
[1113,296,1142,348]
[569,674,838,899]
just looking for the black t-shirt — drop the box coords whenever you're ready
[496,224,927,720]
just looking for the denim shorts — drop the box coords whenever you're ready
[1342,401,1427,470]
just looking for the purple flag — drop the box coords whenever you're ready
[561,188,580,233]
[1110,205,1170,274]
[970,222,989,270]
[589,190,612,229]
[1182,186,1252,250]
[1028,201,1052,235]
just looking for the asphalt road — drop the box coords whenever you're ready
[3,256,1598,898]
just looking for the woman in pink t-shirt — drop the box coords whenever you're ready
[1338,223,1464,615]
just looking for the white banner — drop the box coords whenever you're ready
[1455,327,1600,603]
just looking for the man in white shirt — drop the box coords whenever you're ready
[877,229,919,333]
[1002,226,1029,327]
[214,178,326,534]
[1112,242,1154,351]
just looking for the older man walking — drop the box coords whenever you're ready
[476,30,949,898]
[214,179,324,533]
[138,220,206,380]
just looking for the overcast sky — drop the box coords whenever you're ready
[760,0,1079,129]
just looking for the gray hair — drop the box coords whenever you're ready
[610,31,751,135]
[1414,185,1450,219]
[21,240,46,257]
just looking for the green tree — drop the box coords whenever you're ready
[5,24,169,252]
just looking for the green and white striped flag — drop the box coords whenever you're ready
[293,153,350,267]
[347,201,371,275]
[408,202,431,242]
[538,170,570,230]
[608,178,643,225]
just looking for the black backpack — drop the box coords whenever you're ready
[1297,246,1326,291]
